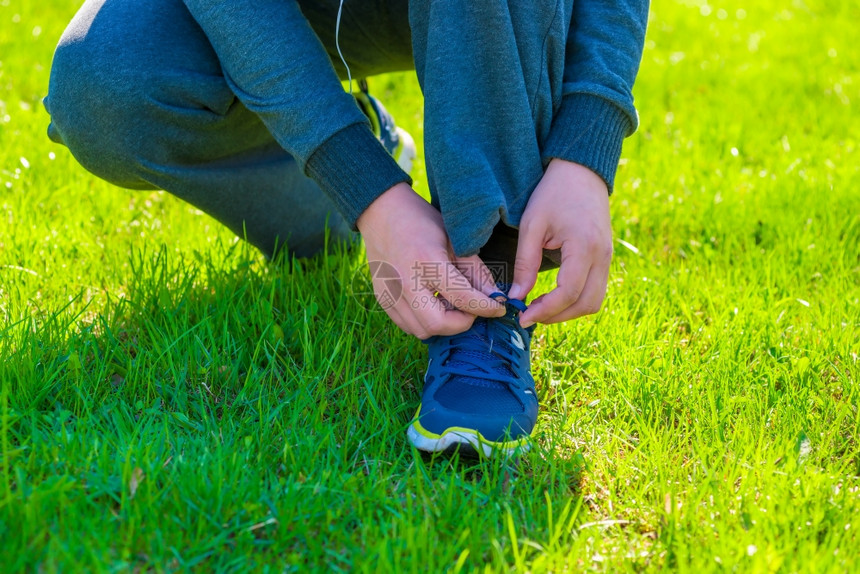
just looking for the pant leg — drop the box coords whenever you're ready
[409,0,571,260]
[45,0,412,259]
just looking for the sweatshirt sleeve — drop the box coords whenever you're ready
[181,0,410,226]
[541,0,649,192]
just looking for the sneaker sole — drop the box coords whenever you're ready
[407,413,530,458]
[394,127,417,174]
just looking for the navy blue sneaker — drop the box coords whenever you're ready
[354,87,417,174]
[407,294,538,457]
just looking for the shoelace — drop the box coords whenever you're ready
[435,293,529,387]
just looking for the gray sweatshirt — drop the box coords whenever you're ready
[181,0,648,255]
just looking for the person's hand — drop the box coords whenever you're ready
[357,183,504,339]
[508,159,613,328]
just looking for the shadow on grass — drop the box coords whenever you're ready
[1,235,589,571]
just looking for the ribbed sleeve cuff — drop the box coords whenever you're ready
[305,123,412,228]
[542,93,633,193]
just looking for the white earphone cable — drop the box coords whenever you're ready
[335,0,353,94]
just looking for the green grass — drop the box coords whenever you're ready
[1,0,859,571]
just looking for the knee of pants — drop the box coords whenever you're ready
[45,43,165,191]
[45,10,242,190]
[46,45,270,195]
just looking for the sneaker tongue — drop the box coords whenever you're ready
[446,319,516,385]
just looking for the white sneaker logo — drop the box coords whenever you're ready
[511,331,525,351]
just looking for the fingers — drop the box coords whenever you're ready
[434,261,504,319]
[419,291,478,336]
[508,219,544,301]
[371,254,502,338]
[398,287,477,339]
[532,263,609,325]
[454,254,501,299]
[381,262,493,337]
[519,246,591,327]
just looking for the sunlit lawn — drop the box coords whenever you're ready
[1,0,858,571]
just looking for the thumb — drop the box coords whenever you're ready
[509,219,544,301]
